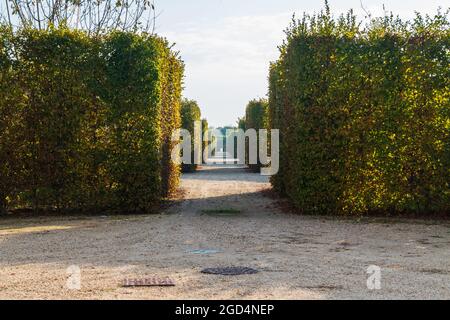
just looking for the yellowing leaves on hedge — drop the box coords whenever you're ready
[268,6,449,215]
[0,27,184,213]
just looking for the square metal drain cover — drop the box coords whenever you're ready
[122,277,175,287]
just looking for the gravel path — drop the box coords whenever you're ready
[0,165,449,299]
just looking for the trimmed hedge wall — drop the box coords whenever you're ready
[154,37,184,197]
[244,98,268,171]
[180,98,202,172]
[0,26,23,215]
[0,27,183,213]
[268,8,450,215]
[201,119,209,164]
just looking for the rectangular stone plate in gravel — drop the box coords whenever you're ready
[122,277,175,287]
[187,249,221,255]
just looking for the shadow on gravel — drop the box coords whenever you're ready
[183,165,269,183]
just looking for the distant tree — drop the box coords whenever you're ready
[237,117,245,130]
[0,0,157,34]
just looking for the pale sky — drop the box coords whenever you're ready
[155,0,447,127]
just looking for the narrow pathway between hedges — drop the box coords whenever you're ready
[171,166,272,216]
[0,162,449,299]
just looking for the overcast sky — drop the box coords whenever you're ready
[155,0,447,127]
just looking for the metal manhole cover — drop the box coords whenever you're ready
[201,267,259,276]
[122,277,175,287]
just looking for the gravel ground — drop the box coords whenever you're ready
[0,165,449,299]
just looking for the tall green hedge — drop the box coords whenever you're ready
[0,27,183,213]
[180,98,202,172]
[201,118,209,164]
[244,98,268,171]
[0,26,24,215]
[159,43,184,196]
[268,7,450,215]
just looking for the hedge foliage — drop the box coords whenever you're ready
[244,99,268,171]
[180,98,202,172]
[268,6,450,215]
[0,27,183,213]
[201,118,209,164]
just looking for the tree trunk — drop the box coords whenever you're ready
[0,196,7,216]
